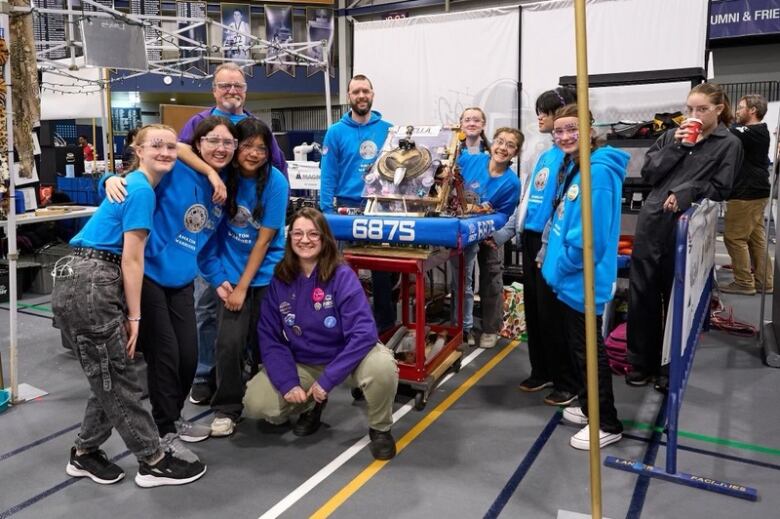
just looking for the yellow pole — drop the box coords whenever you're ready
[573,1,602,518]
[104,69,115,172]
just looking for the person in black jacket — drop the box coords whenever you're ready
[722,94,773,295]
[626,82,743,391]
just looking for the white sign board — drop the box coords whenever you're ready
[287,161,321,190]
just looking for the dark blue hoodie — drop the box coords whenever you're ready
[319,111,392,212]
[541,146,629,315]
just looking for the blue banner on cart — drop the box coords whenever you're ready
[710,0,780,39]
[323,213,508,248]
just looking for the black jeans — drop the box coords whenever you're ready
[211,285,268,420]
[522,231,579,393]
[52,256,161,462]
[139,277,198,436]
[561,304,622,434]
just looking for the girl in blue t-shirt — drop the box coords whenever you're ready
[53,124,207,487]
[452,127,523,349]
[104,117,239,453]
[198,118,289,437]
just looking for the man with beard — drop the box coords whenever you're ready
[722,94,773,295]
[319,75,397,332]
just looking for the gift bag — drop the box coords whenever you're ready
[499,282,526,339]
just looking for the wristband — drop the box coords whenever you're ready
[126,316,141,322]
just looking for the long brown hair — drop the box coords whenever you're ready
[274,207,343,284]
[126,123,177,172]
[491,126,524,159]
[552,104,603,154]
[690,82,734,126]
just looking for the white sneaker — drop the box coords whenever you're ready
[479,333,498,349]
[570,424,622,450]
[465,331,476,347]
[210,416,236,437]
[175,420,211,443]
[562,406,589,425]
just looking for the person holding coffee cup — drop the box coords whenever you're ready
[625,82,743,392]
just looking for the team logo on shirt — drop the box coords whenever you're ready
[567,184,579,201]
[183,204,208,232]
[230,205,252,228]
[359,140,378,160]
[534,167,549,191]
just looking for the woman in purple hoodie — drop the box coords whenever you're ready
[243,207,399,460]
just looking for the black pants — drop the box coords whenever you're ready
[211,285,268,420]
[521,231,579,393]
[562,304,622,434]
[626,237,675,375]
[139,277,198,436]
[372,271,397,332]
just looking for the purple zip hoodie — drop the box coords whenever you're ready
[258,264,379,394]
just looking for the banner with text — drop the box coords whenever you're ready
[710,0,780,39]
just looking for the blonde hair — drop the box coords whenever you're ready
[126,124,177,172]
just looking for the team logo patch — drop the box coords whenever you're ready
[324,316,337,329]
[184,204,208,232]
[230,205,252,228]
[323,295,333,309]
[279,301,292,315]
[534,167,549,191]
[359,140,378,160]
[567,184,579,201]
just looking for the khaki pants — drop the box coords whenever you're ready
[724,198,774,289]
[243,344,398,431]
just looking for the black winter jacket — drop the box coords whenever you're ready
[728,122,771,200]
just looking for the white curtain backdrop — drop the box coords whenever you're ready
[353,8,520,133]
[520,0,710,176]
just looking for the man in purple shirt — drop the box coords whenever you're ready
[243,207,399,460]
[185,62,288,407]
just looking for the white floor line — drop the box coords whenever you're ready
[258,347,488,519]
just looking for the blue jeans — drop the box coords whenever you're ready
[52,255,162,463]
[449,243,478,332]
[193,276,218,384]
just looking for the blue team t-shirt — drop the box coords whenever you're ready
[70,171,155,255]
[458,153,521,218]
[199,166,288,287]
[212,108,248,126]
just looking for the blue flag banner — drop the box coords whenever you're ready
[324,213,508,248]
[710,0,780,39]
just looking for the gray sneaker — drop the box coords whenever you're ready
[160,432,200,464]
[176,419,211,443]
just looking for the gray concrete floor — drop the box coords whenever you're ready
[1,264,779,518]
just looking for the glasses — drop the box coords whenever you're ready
[215,82,247,92]
[552,125,579,140]
[139,141,177,152]
[291,230,321,242]
[493,137,519,151]
[239,143,268,155]
[684,104,719,116]
[200,136,238,150]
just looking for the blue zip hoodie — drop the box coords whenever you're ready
[525,144,566,232]
[319,111,392,212]
[198,166,289,288]
[144,160,223,288]
[541,146,629,315]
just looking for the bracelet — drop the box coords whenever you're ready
[126,316,141,322]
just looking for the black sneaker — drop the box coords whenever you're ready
[518,377,553,393]
[653,375,669,394]
[625,370,653,387]
[293,401,327,437]
[368,428,396,460]
[134,451,207,488]
[66,446,125,485]
[188,383,213,406]
[543,390,577,406]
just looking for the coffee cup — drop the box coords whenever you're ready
[681,118,702,147]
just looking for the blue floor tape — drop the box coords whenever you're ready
[484,411,562,519]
